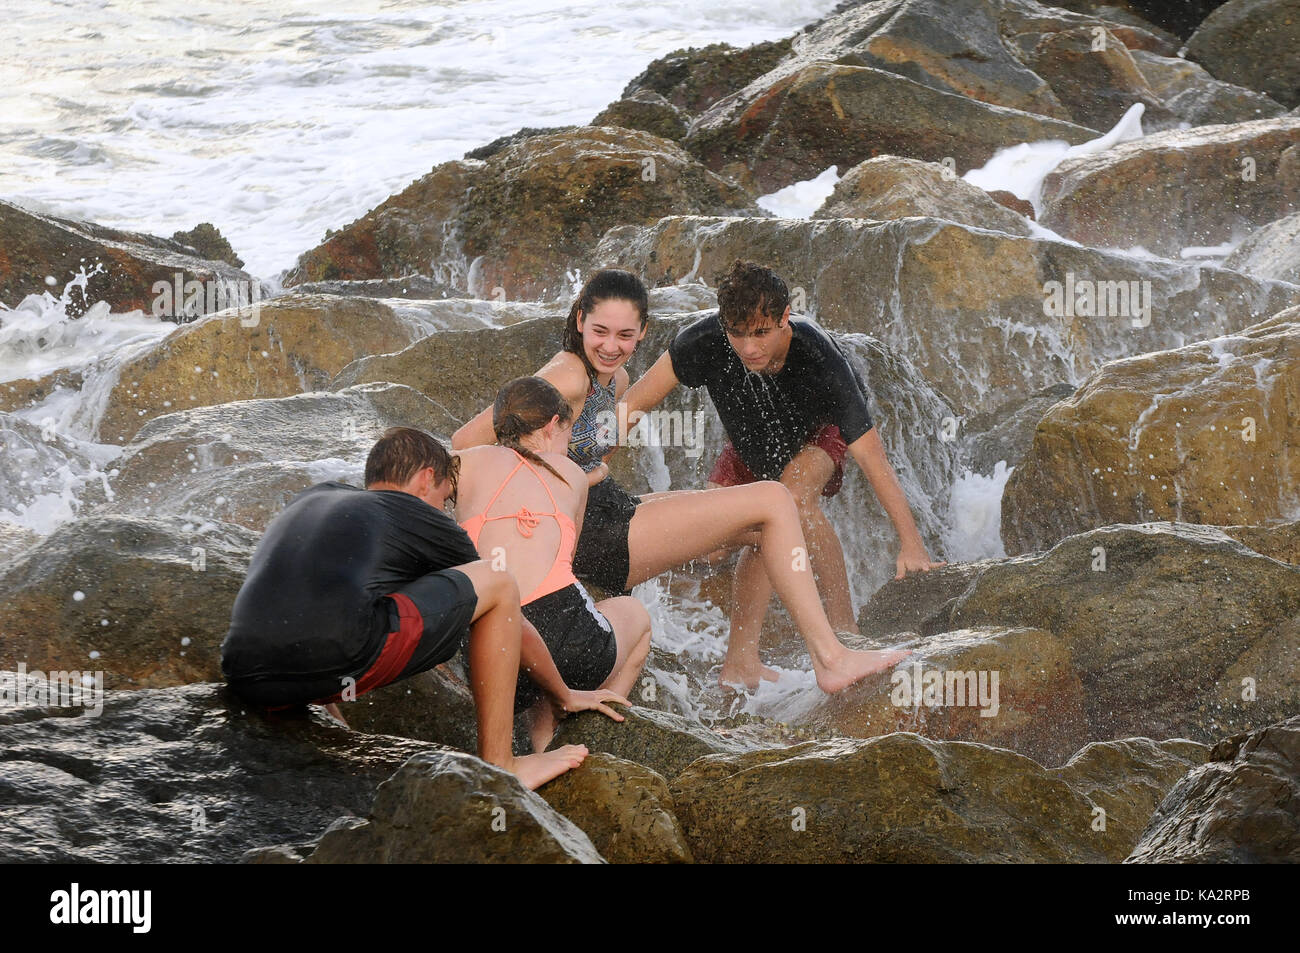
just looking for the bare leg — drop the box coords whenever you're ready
[719,544,779,688]
[594,595,652,699]
[625,484,909,693]
[455,561,588,789]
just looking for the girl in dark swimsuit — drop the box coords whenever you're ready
[453,271,908,696]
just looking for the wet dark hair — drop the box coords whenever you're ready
[365,427,457,500]
[493,377,574,486]
[562,269,649,382]
[717,260,790,334]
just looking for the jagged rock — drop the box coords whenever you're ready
[105,383,458,531]
[812,156,1033,236]
[552,707,746,781]
[1040,117,1300,256]
[670,731,1195,862]
[538,753,692,863]
[96,294,436,443]
[1223,211,1300,284]
[286,128,757,300]
[1127,715,1300,862]
[0,368,83,416]
[856,561,989,639]
[341,665,479,754]
[931,522,1300,744]
[1047,1,1225,40]
[1050,737,1209,855]
[788,0,1071,118]
[464,126,578,161]
[1131,49,1288,127]
[591,91,688,141]
[1185,0,1300,108]
[683,61,1097,194]
[302,751,604,863]
[595,215,1300,415]
[0,516,256,689]
[0,681,439,862]
[621,38,794,116]
[963,382,1076,474]
[288,275,461,299]
[1003,310,1300,550]
[171,223,244,269]
[1027,27,1174,131]
[805,625,1090,765]
[1218,519,1300,564]
[0,200,259,318]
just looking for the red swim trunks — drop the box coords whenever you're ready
[311,592,426,705]
[707,424,849,498]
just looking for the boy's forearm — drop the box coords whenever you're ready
[851,430,927,549]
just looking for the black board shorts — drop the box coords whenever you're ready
[572,476,641,596]
[227,568,478,709]
[515,582,618,711]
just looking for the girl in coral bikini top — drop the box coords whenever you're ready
[452,376,653,754]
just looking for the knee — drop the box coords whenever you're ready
[756,480,798,514]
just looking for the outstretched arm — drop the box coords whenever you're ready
[622,351,680,417]
[847,428,946,579]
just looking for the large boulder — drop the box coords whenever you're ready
[1039,117,1300,256]
[1003,310,1300,551]
[1127,714,1300,862]
[620,38,795,116]
[1026,27,1173,131]
[1222,211,1300,284]
[301,751,604,863]
[96,294,437,443]
[812,156,1033,236]
[596,215,1300,415]
[1051,736,1210,853]
[0,516,256,689]
[552,707,746,781]
[0,200,258,317]
[670,731,1201,863]
[933,522,1300,745]
[805,625,1090,766]
[538,753,692,863]
[0,681,440,862]
[340,666,479,754]
[682,60,1097,195]
[787,0,1071,119]
[1130,50,1287,128]
[105,383,458,531]
[286,128,758,300]
[1185,0,1300,108]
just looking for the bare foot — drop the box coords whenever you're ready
[718,661,781,691]
[814,648,911,694]
[507,745,588,790]
[528,697,559,753]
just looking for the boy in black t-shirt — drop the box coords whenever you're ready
[626,261,943,688]
[221,427,626,790]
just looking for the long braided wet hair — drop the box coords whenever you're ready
[492,377,573,486]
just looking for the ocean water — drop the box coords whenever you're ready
[2,0,837,280]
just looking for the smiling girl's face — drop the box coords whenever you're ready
[577,298,646,380]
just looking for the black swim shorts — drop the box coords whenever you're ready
[227,568,478,709]
[515,582,618,711]
[572,476,641,596]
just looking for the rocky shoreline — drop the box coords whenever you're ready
[2,0,1298,863]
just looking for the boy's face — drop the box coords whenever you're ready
[723,306,792,373]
